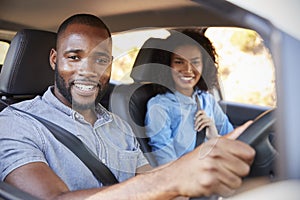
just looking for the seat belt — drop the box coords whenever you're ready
[0,101,119,186]
[195,129,206,147]
[195,95,206,148]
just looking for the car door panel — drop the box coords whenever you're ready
[219,100,272,127]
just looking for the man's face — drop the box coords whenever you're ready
[50,24,112,110]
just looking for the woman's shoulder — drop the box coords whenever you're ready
[197,90,218,105]
[148,92,177,105]
[198,90,215,99]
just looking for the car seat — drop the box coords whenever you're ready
[109,37,173,166]
[0,29,56,110]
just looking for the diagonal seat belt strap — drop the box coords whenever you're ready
[2,102,119,186]
[195,95,206,148]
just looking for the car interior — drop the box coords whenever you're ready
[0,0,299,199]
[110,30,274,167]
[0,27,275,200]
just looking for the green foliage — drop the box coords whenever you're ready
[230,29,260,53]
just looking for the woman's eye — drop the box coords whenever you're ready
[192,61,201,66]
[174,60,184,65]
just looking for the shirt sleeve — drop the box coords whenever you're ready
[0,111,47,181]
[145,97,177,166]
[208,94,234,135]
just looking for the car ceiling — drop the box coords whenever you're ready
[0,0,188,31]
[1,0,299,41]
[0,0,251,36]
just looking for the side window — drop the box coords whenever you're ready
[205,28,276,107]
[0,41,10,69]
[111,29,170,84]
[111,27,276,108]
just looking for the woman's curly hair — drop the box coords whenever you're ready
[152,29,220,94]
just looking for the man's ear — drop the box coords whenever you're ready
[49,48,57,70]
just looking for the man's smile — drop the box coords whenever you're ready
[72,81,99,96]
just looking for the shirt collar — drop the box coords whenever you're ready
[166,89,204,105]
[173,90,197,105]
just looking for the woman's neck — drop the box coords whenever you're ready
[175,87,194,97]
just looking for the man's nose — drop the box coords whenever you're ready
[79,58,97,75]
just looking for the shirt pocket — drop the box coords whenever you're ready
[107,147,140,182]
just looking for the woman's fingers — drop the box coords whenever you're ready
[194,111,213,131]
[194,110,206,118]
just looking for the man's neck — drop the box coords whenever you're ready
[76,107,98,126]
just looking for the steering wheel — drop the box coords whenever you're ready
[237,108,277,177]
[191,109,277,200]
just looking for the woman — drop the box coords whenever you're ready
[144,29,234,166]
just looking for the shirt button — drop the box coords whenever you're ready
[74,113,80,119]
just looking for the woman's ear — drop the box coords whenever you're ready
[49,48,57,70]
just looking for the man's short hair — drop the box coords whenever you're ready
[57,13,111,39]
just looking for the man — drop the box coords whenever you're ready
[0,14,255,200]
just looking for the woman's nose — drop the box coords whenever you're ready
[185,61,193,73]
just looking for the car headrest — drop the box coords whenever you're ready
[130,37,169,83]
[0,29,56,96]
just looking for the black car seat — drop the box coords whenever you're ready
[0,29,56,110]
[109,37,172,166]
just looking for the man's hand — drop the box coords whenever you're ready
[166,137,255,198]
[225,120,253,140]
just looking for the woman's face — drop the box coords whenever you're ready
[170,44,203,96]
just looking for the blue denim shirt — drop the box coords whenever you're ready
[0,86,148,190]
[145,90,233,166]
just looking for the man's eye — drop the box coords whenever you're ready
[96,57,111,65]
[68,55,79,60]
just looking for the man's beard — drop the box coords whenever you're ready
[54,67,107,110]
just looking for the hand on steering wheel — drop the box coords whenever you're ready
[237,108,277,177]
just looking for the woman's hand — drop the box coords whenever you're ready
[194,110,218,139]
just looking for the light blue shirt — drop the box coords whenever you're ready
[145,90,233,166]
[0,86,148,190]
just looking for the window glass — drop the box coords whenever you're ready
[111,27,276,107]
[205,27,276,107]
[0,41,9,65]
[111,29,170,84]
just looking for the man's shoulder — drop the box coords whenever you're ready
[0,96,49,146]
[109,111,131,130]
[0,96,42,115]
